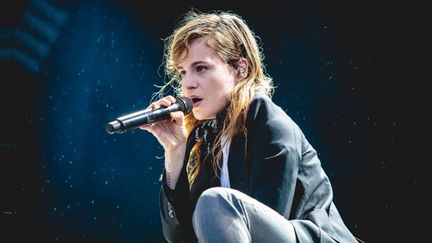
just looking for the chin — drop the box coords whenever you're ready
[192,110,205,120]
[192,110,214,120]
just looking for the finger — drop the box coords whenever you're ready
[170,111,185,126]
[147,95,177,110]
[146,102,158,110]
[165,95,176,104]
[139,123,153,131]
[158,96,176,108]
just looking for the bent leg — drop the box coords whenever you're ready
[192,187,296,243]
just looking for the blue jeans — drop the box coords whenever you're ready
[192,187,297,243]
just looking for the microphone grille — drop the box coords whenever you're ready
[176,96,193,114]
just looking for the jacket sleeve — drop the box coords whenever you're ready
[246,94,358,243]
[159,163,197,242]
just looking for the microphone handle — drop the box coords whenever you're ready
[106,104,180,134]
[123,107,172,128]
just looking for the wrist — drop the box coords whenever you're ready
[165,143,186,157]
[164,144,186,189]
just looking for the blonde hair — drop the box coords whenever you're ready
[157,9,274,185]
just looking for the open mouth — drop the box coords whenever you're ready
[191,97,203,104]
[191,97,203,107]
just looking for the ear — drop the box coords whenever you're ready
[235,57,249,82]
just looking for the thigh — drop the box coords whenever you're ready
[221,188,297,243]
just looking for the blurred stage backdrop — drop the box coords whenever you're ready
[1,0,424,242]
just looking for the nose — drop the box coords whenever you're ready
[182,75,198,90]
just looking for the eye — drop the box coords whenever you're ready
[195,65,207,73]
[178,70,186,76]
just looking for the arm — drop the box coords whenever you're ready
[159,166,196,243]
[139,96,196,242]
[246,94,302,215]
[159,136,198,243]
[159,131,202,243]
[246,94,357,242]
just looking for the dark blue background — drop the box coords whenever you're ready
[1,0,425,242]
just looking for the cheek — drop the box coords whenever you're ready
[220,80,236,95]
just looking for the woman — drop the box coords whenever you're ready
[141,10,359,243]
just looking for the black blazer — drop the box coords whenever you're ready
[159,94,358,243]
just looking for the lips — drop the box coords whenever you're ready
[188,96,203,108]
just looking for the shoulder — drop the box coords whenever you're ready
[246,94,303,142]
[247,93,273,115]
[245,94,305,166]
[246,93,293,127]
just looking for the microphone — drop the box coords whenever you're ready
[106,96,192,134]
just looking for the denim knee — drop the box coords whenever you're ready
[192,187,230,226]
[192,187,252,242]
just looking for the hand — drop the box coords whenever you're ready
[139,95,188,152]
[140,95,187,189]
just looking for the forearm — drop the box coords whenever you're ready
[160,145,196,243]
[164,145,186,189]
[160,186,196,243]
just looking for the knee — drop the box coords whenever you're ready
[199,187,228,201]
[195,187,228,212]
[193,187,231,224]
[192,188,251,241]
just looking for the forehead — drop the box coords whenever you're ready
[177,38,222,69]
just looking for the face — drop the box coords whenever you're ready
[178,38,238,120]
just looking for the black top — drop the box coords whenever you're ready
[159,94,358,243]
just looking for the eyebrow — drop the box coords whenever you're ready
[177,61,208,70]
